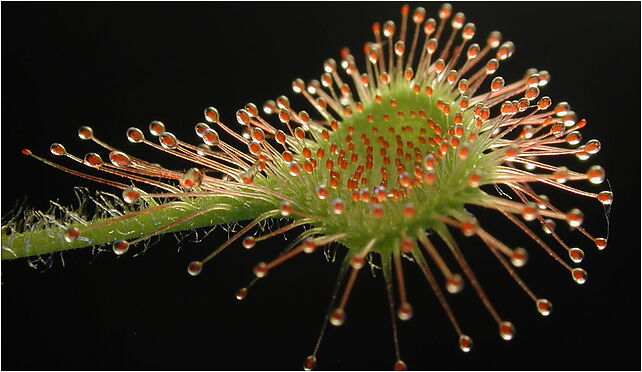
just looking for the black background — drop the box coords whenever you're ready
[1,2,640,371]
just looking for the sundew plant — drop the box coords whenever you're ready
[1,3,637,371]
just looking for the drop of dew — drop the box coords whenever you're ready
[187,261,203,276]
[459,335,473,352]
[568,247,585,263]
[571,268,588,284]
[536,298,553,316]
[499,321,516,341]
[303,355,317,371]
[113,240,130,256]
[63,227,80,243]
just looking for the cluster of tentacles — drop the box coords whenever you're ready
[2,3,612,370]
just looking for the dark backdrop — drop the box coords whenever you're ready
[2,2,640,371]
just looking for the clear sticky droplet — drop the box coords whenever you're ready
[536,194,550,209]
[565,131,582,145]
[490,76,505,92]
[64,227,80,243]
[235,288,248,301]
[302,239,317,254]
[460,221,476,237]
[446,274,464,294]
[288,162,301,176]
[180,168,204,190]
[403,203,416,219]
[584,139,601,154]
[394,360,407,371]
[572,268,587,284]
[315,185,329,200]
[576,146,590,161]
[113,240,130,256]
[236,109,251,126]
[330,308,345,326]
[122,187,140,204]
[595,238,607,250]
[126,127,145,143]
[397,302,413,321]
[279,201,292,216]
[566,208,584,228]
[109,151,133,167]
[331,199,344,215]
[148,121,166,136]
[303,355,317,371]
[542,218,556,234]
[495,40,514,60]
[194,122,210,138]
[597,191,613,205]
[552,166,569,183]
[202,129,220,147]
[569,247,585,263]
[586,165,605,184]
[204,107,220,123]
[253,262,268,278]
[196,144,210,156]
[77,126,94,140]
[187,261,203,276]
[554,102,570,117]
[521,202,538,221]
[459,335,473,352]
[276,95,291,109]
[536,298,553,316]
[263,100,278,115]
[244,103,258,117]
[159,132,179,149]
[510,247,528,267]
[486,30,502,48]
[83,152,104,167]
[499,321,515,341]
[242,236,256,249]
[50,143,66,156]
